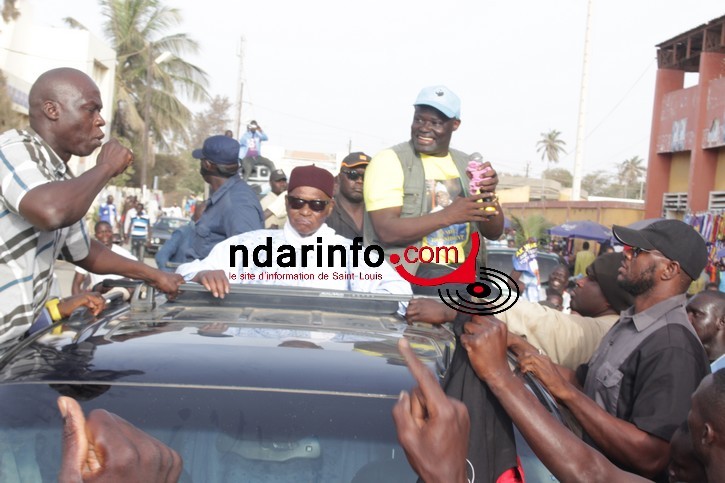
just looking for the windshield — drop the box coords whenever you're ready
[156,218,188,231]
[0,383,415,483]
[487,252,562,285]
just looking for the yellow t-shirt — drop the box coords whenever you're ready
[363,149,470,264]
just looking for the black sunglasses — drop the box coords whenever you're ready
[341,169,364,181]
[623,245,650,259]
[286,195,330,212]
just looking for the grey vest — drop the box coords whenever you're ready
[363,141,487,274]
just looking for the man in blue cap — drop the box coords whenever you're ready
[364,86,513,481]
[363,85,505,291]
[184,135,263,261]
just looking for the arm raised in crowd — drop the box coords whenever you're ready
[460,317,648,483]
[19,140,133,231]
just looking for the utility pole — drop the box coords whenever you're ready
[234,36,246,138]
[141,42,152,193]
[571,0,594,201]
[141,46,172,193]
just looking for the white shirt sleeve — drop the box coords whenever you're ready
[176,234,245,282]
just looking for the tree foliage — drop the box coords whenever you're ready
[577,157,647,199]
[0,70,22,130]
[617,156,646,198]
[100,0,209,169]
[542,167,572,188]
[188,95,233,151]
[536,129,567,165]
[510,214,553,247]
[581,170,612,196]
[150,153,203,196]
[146,95,233,197]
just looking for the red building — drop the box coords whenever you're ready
[647,14,725,218]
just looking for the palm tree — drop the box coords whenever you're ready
[535,130,567,201]
[536,129,567,165]
[510,214,552,248]
[100,0,209,160]
[617,156,646,198]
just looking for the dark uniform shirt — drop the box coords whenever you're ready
[326,194,363,240]
[186,175,263,261]
[576,293,710,481]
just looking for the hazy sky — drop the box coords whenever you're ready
[27,0,725,177]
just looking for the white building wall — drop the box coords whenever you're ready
[0,0,116,174]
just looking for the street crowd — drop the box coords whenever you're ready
[0,67,723,482]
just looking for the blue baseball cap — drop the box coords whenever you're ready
[414,85,461,119]
[192,135,240,165]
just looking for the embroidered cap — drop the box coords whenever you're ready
[414,85,461,119]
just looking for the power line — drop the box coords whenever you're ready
[602,134,650,162]
[585,59,655,139]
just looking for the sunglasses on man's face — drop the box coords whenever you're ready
[286,195,329,212]
[622,245,650,259]
[341,169,364,181]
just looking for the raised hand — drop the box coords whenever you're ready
[393,339,470,483]
[58,396,182,482]
[95,139,134,178]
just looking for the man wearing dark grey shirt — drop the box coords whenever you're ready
[518,220,710,482]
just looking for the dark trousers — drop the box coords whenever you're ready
[131,237,146,260]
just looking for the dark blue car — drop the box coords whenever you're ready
[0,284,565,482]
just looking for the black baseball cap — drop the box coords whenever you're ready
[612,219,707,279]
[590,252,634,312]
[270,169,287,182]
[341,152,371,169]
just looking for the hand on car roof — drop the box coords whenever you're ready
[147,271,184,300]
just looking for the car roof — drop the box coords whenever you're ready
[155,216,189,222]
[0,285,454,398]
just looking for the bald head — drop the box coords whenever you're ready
[687,290,725,362]
[689,370,725,471]
[29,68,95,117]
[668,420,706,483]
[698,370,725,425]
[691,289,725,306]
[28,68,105,162]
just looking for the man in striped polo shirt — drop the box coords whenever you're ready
[0,67,182,345]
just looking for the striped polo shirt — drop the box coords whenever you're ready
[0,129,90,344]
